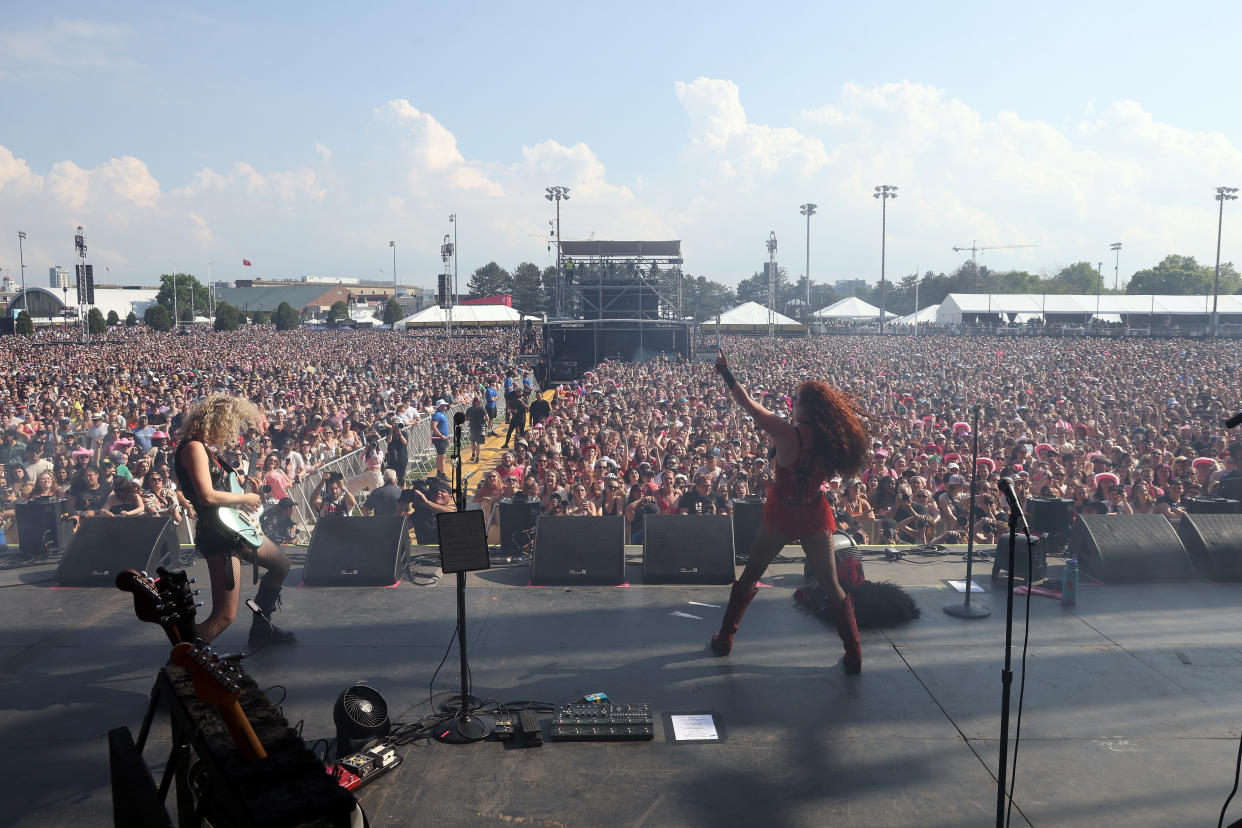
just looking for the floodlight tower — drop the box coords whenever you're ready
[800,203,816,337]
[873,185,897,333]
[766,231,778,338]
[1212,186,1238,337]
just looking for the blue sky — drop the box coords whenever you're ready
[2,1,1240,294]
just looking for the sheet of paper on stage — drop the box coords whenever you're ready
[669,714,718,741]
[947,579,985,593]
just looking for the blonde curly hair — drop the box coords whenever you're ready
[179,393,260,448]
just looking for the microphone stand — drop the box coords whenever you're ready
[995,509,1020,827]
[436,412,493,743]
[945,405,990,619]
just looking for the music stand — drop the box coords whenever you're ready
[434,510,494,743]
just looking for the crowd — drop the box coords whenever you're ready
[476,334,1242,547]
[0,326,522,548]
[2,324,1240,553]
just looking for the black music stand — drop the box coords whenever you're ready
[434,509,494,743]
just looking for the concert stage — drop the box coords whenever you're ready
[2,546,1240,827]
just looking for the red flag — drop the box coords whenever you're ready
[242,259,252,266]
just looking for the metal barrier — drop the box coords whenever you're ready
[281,399,499,531]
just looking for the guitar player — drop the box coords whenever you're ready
[174,393,296,648]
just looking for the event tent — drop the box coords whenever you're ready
[706,301,805,332]
[936,293,1242,324]
[393,304,537,328]
[812,297,895,319]
[894,304,940,325]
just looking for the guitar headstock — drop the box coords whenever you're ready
[170,640,244,706]
[115,569,166,624]
[155,567,200,644]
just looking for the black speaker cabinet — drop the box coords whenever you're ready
[1070,515,1193,582]
[56,516,176,587]
[15,497,74,556]
[1177,514,1242,581]
[642,514,734,584]
[498,498,542,558]
[531,515,625,585]
[303,515,410,586]
[730,499,765,563]
[991,534,1048,583]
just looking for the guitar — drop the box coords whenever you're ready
[215,470,266,550]
[170,641,267,761]
[116,569,199,645]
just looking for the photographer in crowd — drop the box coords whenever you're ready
[312,471,357,518]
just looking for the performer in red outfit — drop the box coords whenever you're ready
[710,350,870,672]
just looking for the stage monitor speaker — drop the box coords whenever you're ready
[1186,497,1242,515]
[991,534,1048,583]
[499,498,542,559]
[56,516,176,587]
[303,515,410,586]
[1176,514,1242,581]
[642,514,734,584]
[731,499,765,562]
[15,497,74,556]
[1069,515,1193,582]
[1028,497,1074,535]
[1216,476,1242,503]
[531,515,625,585]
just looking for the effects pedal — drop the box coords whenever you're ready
[518,710,543,747]
[550,703,653,741]
[492,716,515,739]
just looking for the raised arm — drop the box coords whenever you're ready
[715,349,792,438]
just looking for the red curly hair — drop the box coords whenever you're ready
[795,380,870,479]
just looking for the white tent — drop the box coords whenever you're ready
[936,293,1242,325]
[894,304,940,325]
[393,304,536,329]
[812,296,895,319]
[706,301,805,332]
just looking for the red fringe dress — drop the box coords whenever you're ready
[762,430,834,541]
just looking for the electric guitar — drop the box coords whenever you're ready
[116,568,199,645]
[215,470,266,550]
[170,641,267,761]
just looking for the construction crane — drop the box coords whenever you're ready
[951,240,1040,321]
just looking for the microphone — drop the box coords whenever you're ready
[1226,411,1242,429]
[996,477,1029,533]
[453,411,465,425]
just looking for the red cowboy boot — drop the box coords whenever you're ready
[827,594,862,674]
[710,581,759,656]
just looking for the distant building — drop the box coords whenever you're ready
[834,279,868,294]
[49,266,70,290]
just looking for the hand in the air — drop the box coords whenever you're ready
[715,349,729,374]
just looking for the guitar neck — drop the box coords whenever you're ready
[215,697,268,761]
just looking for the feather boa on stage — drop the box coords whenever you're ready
[794,555,921,629]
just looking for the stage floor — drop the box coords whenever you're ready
[1,545,1240,828]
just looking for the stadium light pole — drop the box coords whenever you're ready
[449,214,458,306]
[1213,186,1238,337]
[1095,262,1103,329]
[389,240,397,295]
[874,185,897,334]
[172,261,178,327]
[545,186,570,318]
[800,203,816,337]
[16,231,27,317]
[1110,242,1122,291]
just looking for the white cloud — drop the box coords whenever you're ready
[313,142,332,163]
[0,19,141,79]
[188,212,214,243]
[0,146,43,193]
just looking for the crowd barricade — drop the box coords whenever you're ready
[281,401,480,534]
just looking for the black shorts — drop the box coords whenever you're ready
[432,438,449,455]
[469,428,485,444]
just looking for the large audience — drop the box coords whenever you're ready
[2,324,1240,551]
[478,335,1242,547]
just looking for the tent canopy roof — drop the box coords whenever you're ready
[709,300,804,328]
[394,304,537,328]
[812,297,895,319]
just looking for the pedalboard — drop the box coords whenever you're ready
[328,742,402,791]
[550,703,653,741]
